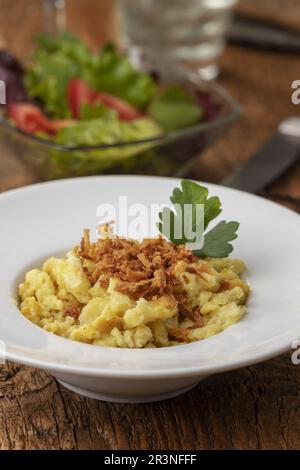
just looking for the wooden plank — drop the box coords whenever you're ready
[0,0,300,450]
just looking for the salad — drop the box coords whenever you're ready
[0,31,219,148]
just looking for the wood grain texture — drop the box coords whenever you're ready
[237,0,300,32]
[0,0,116,60]
[0,0,300,450]
[1,354,300,450]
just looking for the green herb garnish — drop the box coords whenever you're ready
[158,180,239,258]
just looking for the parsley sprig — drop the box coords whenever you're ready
[158,180,239,258]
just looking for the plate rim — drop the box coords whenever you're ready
[1,175,299,379]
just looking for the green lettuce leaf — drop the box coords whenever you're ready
[79,102,117,120]
[24,33,157,118]
[93,44,157,109]
[24,32,96,118]
[149,86,203,132]
[55,117,162,146]
[48,117,163,179]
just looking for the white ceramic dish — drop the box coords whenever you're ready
[1,176,300,403]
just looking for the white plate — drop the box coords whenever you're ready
[1,176,300,403]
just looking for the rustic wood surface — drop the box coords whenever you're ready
[1,0,300,450]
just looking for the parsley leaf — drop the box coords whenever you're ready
[194,221,239,258]
[158,180,239,258]
[149,86,203,132]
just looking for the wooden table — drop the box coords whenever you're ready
[1,0,300,451]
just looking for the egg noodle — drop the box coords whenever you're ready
[19,229,249,348]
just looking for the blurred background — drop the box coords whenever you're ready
[0,0,299,60]
[0,0,117,57]
[0,0,300,207]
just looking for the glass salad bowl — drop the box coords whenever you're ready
[0,72,240,180]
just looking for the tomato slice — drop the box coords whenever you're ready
[68,78,94,118]
[9,78,143,136]
[8,103,72,135]
[48,119,74,133]
[68,78,142,121]
[8,103,53,133]
[93,92,142,121]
